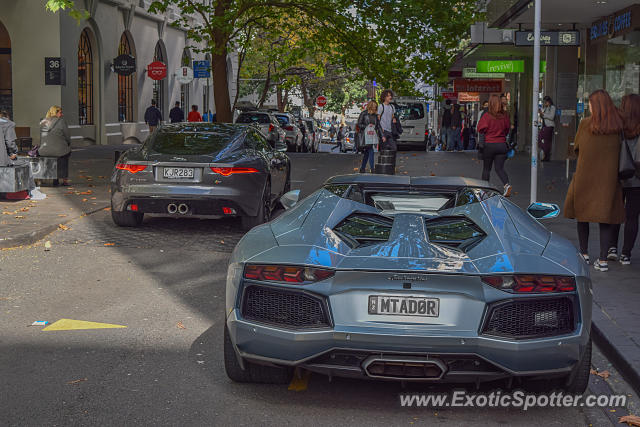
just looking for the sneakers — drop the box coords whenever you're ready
[581,253,590,264]
[593,259,609,272]
[607,247,619,261]
[30,188,46,201]
[620,254,631,265]
[503,183,513,197]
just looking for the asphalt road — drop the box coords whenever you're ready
[1,151,637,426]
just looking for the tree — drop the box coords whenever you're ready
[45,0,89,21]
[325,77,368,115]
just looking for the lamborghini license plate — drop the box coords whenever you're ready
[368,295,439,317]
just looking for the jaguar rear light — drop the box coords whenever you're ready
[284,125,294,131]
[269,124,274,132]
[116,163,147,174]
[244,264,335,284]
[481,275,576,293]
[210,167,259,176]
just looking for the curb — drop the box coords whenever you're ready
[0,204,108,249]
[591,305,640,395]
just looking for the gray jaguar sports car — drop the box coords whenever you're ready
[110,123,290,230]
[224,174,592,392]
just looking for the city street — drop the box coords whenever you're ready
[2,151,639,426]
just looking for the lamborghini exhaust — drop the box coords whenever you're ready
[362,356,446,380]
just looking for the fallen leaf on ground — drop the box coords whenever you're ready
[58,224,70,231]
[590,369,610,379]
[79,190,93,195]
[104,207,111,211]
[58,214,67,217]
[90,197,96,200]
[19,207,29,212]
[620,415,640,426]
[98,176,105,179]
[44,241,52,251]
[103,243,115,246]
[82,198,88,202]
[14,215,25,219]
[177,322,186,329]
[411,153,417,156]
[66,378,88,385]
[2,211,12,215]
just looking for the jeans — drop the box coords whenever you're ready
[481,143,509,185]
[360,145,375,172]
[440,127,450,148]
[381,130,396,151]
[578,222,615,260]
[610,187,640,257]
[448,127,462,151]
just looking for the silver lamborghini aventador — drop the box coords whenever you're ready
[224,174,592,393]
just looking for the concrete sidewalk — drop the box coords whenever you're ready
[394,149,640,393]
[0,145,129,249]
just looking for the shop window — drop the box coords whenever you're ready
[78,28,93,125]
[118,33,135,122]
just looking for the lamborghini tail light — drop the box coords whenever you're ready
[482,275,576,293]
[116,163,147,174]
[244,264,335,284]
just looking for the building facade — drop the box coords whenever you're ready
[0,0,237,146]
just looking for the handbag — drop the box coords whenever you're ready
[619,136,636,181]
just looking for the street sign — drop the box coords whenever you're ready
[147,61,167,80]
[458,92,480,102]
[113,54,136,76]
[462,67,505,79]
[44,57,65,85]
[515,30,580,46]
[316,95,327,107]
[193,60,210,78]
[454,79,503,93]
[176,66,194,84]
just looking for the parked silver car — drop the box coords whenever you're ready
[235,111,286,151]
[224,175,592,393]
[301,118,322,153]
[274,112,304,152]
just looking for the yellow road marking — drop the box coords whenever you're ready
[287,368,310,391]
[42,319,127,331]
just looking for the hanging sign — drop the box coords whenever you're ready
[462,67,505,79]
[458,92,480,102]
[441,91,458,100]
[44,57,66,85]
[476,60,547,74]
[454,79,503,93]
[113,54,136,76]
[175,66,194,84]
[147,61,167,80]
[515,31,580,46]
[193,60,210,78]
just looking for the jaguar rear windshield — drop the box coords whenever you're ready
[236,113,270,124]
[149,129,242,155]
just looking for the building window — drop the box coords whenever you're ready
[153,42,165,116]
[118,33,135,122]
[78,28,93,125]
[180,48,190,110]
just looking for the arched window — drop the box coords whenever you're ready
[78,28,94,125]
[118,33,135,122]
[153,41,165,116]
[180,48,191,110]
[0,20,12,118]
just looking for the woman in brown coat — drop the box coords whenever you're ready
[564,89,625,271]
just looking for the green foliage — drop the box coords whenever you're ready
[45,0,89,21]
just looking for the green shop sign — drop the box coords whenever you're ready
[476,60,547,73]
[462,67,506,79]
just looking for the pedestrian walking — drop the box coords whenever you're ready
[477,94,512,196]
[187,105,202,122]
[39,105,72,186]
[202,110,215,122]
[563,89,625,272]
[449,104,463,151]
[609,93,640,265]
[440,100,453,150]
[329,123,337,142]
[538,96,556,161]
[169,102,184,123]
[501,93,516,147]
[358,100,383,173]
[333,125,345,152]
[377,89,397,151]
[144,100,162,133]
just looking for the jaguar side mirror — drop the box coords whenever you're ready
[527,202,560,219]
[280,190,300,210]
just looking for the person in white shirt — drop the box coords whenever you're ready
[538,96,556,161]
[377,90,397,151]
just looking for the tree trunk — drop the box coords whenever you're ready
[257,65,271,108]
[212,0,232,123]
[276,85,283,112]
[301,80,315,117]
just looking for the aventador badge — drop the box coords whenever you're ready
[388,273,429,281]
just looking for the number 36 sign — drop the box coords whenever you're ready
[45,57,66,86]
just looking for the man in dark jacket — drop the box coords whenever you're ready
[144,100,163,133]
[169,102,184,123]
[449,104,463,151]
[440,99,452,150]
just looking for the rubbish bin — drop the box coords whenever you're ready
[374,150,396,175]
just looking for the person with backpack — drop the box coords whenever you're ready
[563,89,625,272]
[538,95,556,161]
[477,95,512,196]
[169,102,184,123]
[358,100,383,173]
[608,93,640,265]
[377,89,398,151]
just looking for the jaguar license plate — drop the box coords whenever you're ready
[163,167,194,179]
[368,295,439,317]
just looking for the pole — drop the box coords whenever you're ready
[530,0,541,204]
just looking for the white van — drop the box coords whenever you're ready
[393,97,430,150]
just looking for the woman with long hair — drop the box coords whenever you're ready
[357,100,383,173]
[609,93,640,265]
[39,105,72,186]
[477,94,512,196]
[564,90,625,271]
